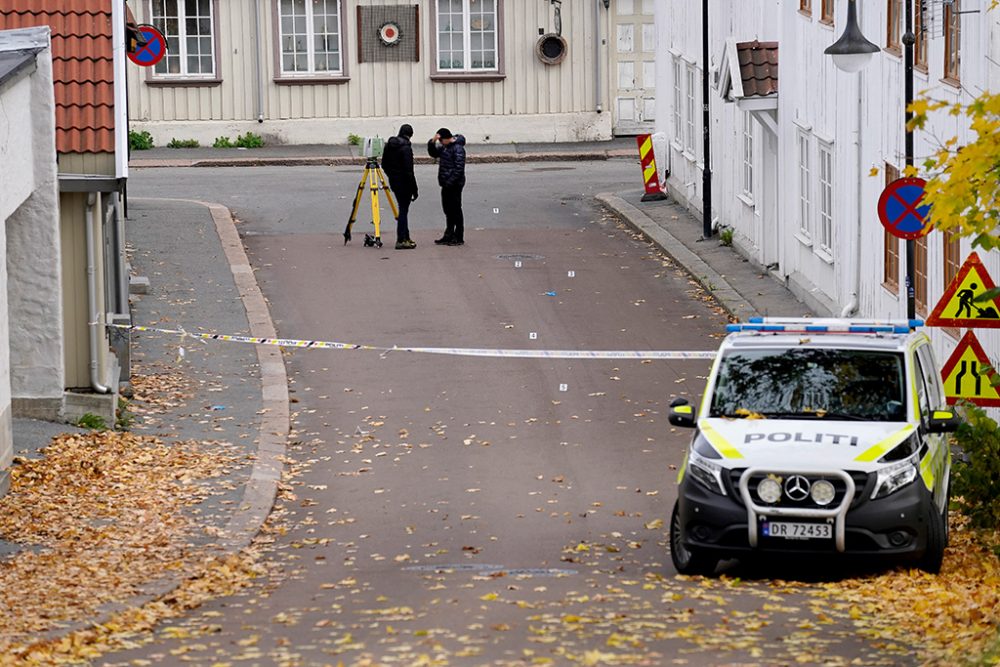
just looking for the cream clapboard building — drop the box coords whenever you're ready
[126,0,660,145]
[655,0,1000,378]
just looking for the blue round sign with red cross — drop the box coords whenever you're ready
[127,24,167,67]
[878,176,932,240]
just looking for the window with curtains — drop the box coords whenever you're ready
[821,0,834,24]
[886,0,902,52]
[800,0,812,15]
[817,140,834,257]
[436,0,498,72]
[277,0,343,76]
[797,131,812,240]
[150,0,216,77]
[883,164,900,290]
[944,0,961,82]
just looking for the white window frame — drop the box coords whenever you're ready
[817,140,834,259]
[742,112,755,202]
[150,0,217,78]
[672,58,683,148]
[797,130,812,243]
[435,0,499,73]
[685,64,697,156]
[277,0,344,77]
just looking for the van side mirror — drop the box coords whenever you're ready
[928,410,961,434]
[669,397,696,428]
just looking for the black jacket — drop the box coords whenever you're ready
[427,135,466,188]
[381,135,417,194]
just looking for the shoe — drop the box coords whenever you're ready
[434,236,453,245]
[446,239,464,246]
[395,239,416,249]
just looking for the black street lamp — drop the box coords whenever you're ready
[702,0,713,239]
[826,0,917,321]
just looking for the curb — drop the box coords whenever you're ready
[37,198,290,640]
[595,193,759,322]
[129,151,637,169]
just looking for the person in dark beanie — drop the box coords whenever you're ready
[427,128,466,246]
[381,124,419,249]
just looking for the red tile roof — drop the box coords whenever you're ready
[736,41,778,98]
[0,1,115,153]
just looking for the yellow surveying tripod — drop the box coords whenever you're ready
[343,138,398,248]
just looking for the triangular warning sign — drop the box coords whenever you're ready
[926,252,1000,328]
[940,331,1000,407]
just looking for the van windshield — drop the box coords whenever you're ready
[709,348,906,421]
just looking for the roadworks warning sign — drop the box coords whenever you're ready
[940,330,1000,407]
[926,252,1000,328]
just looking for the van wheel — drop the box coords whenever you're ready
[670,501,718,576]
[917,501,946,574]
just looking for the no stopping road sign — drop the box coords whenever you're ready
[878,177,931,240]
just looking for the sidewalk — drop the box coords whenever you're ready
[128,137,637,168]
[598,189,816,322]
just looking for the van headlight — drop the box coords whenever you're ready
[871,454,919,500]
[688,449,726,496]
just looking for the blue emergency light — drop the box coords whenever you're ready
[725,318,923,335]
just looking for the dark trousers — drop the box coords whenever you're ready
[393,186,412,241]
[441,183,465,241]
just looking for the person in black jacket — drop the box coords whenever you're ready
[427,128,466,246]
[381,124,418,249]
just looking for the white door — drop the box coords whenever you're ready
[612,0,656,135]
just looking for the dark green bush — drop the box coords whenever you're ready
[128,130,154,150]
[235,132,264,148]
[951,403,1000,529]
[167,138,200,148]
[213,136,235,148]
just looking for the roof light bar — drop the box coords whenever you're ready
[726,318,923,335]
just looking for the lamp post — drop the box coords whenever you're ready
[826,0,916,321]
[702,0,713,239]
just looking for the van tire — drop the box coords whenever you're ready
[670,501,718,576]
[917,501,946,574]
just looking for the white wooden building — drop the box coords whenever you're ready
[655,0,999,373]
[125,0,661,145]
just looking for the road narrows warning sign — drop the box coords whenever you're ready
[926,252,1000,328]
[940,331,1000,407]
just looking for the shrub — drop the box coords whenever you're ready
[235,132,265,148]
[167,138,200,148]
[77,413,108,430]
[115,397,134,431]
[720,227,734,247]
[951,403,1000,529]
[213,136,235,148]
[128,130,154,150]
[348,133,362,146]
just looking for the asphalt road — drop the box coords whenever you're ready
[102,163,915,666]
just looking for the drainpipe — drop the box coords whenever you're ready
[253,0,264,123]
[595,0,603,114]
[86,193,110,393]
[841,67,864,317]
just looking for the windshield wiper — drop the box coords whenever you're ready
[761,410,866,421]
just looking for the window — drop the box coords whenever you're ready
[915,1,927,70]
[817,141,834,256]
[943,228,961,287]
[883,163,900,290]
[821,0,834,24]
[436,0,498,73]
[673,59,683,144]
[915,234,929,315]
[886,0,902,52]
[800,0,812,15]
[278,0,343,76]
[742,112,754,200]
[944,0,961,82]
[150,0,216,77]
[685,65,697,154]
[797,131,811,239]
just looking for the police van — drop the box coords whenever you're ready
[668,318,959,575]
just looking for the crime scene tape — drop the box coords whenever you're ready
[107,324,717,360]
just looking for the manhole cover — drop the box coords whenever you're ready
[496,253,545,261]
